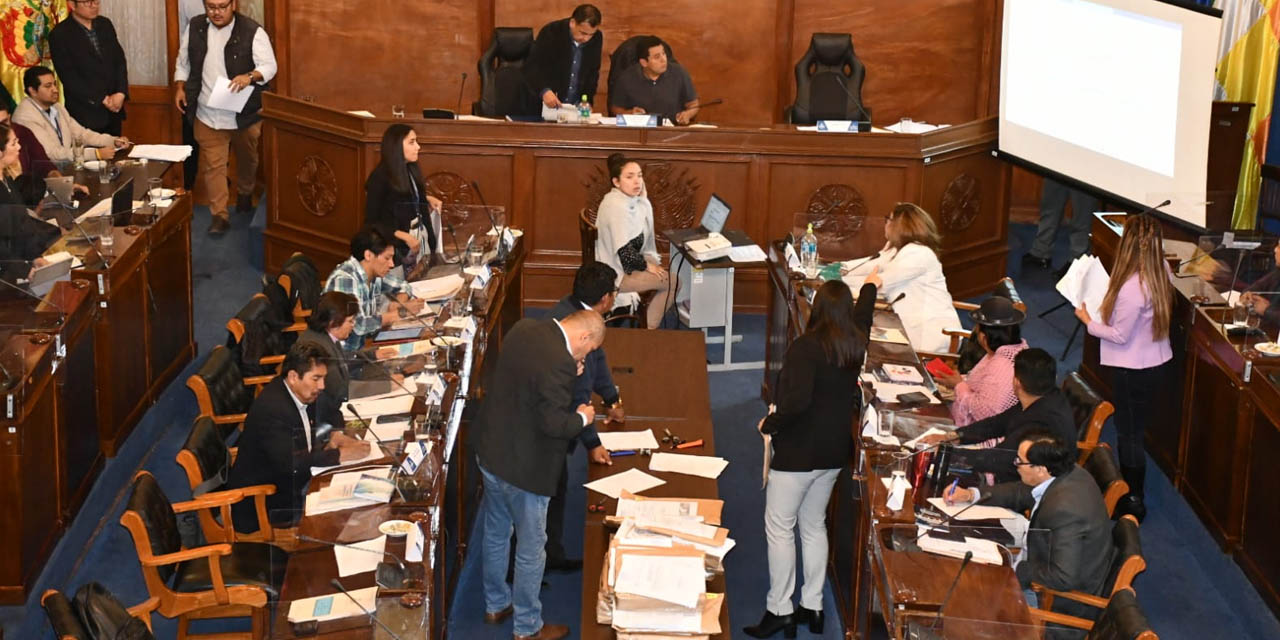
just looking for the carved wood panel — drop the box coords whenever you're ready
[581,161,700,252]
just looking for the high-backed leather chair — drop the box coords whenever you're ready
[1030,586,1158,639]
[42,584,159,640]
[278,252,321,324]
[119,471,286,640]
[185,345,267,437]
[1033,515,1146,615]
[473,27,536,117]
[177,416,282,545]
[1062,371,1115,462]
[787,33,869,125]
[226,294,296,378]
[607,35,677,111]
[1083,443,1130,518]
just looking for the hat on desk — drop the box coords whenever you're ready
[970,296,1025,326]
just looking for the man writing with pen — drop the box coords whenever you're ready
[324,228,425,351]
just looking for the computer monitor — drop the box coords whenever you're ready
[110,178,134,225]
[699,194,730,234]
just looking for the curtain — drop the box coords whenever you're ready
[103,0,167,86]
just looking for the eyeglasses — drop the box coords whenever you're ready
[205,0,233,12]
[1013,459,1035,468]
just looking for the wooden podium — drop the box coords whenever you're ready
[260,94,1012,309]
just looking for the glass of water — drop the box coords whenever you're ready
[97,215,114,255]
[391,104,406,119]
[466,245,484,269]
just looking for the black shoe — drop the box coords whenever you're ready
[544,557,583,573]
[743,611,796,639]
[236,193,255,215]
[796,606,824,634]
[206,216,230,236]
[1020,253,1051,270]
[1118,494,1147,522]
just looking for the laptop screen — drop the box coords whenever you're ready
[700,194,730,234]
[111,178,134,223]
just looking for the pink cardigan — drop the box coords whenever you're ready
[950,341,1028,427]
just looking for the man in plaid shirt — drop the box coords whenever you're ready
[324,228,424,350]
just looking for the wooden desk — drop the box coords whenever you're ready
[46,161,195,457]
[579,328,729,638]
[0,279,96,604]
[261,94,1011,311]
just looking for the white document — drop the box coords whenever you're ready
[333,535,387,577]
[612,605,703,633]
[363,419,410,442]
[926,497,1021,521]
[443,314,477,335]
[917,533,1004,565]
[904,427,948,448]
[342,395,415,421]
[614,554,705,609]
[405,521,425,562]
[597,429,661,452]
[635,516,720,541]
[286,586,378,623]
[1055,255,1111,313]
[649,452,729,479]
[206,76,254,112]
[885,120,946,134]
[615,497,704,521]
[869,326,911,345]
[584,468,666,499]
[346,110,375,118]
[309,445,387,476]
[882,364,925,384]
[127,144,193,163]
[728,244,767,263]
[409,274,465,300]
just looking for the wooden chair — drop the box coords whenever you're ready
[1082,443,1130,518]
[921,277,1027,365]
[186,345,269,437]
[579,207,652,328]
[1032,514,1146,616]
[41,586,159,638]
[225,294,299,377]
[176,416,291,548]
[1028,587,1158,639]
[1062,371,1115,463]
[277,252,321,324]
[119,471,287,640]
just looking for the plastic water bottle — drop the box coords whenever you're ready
[801,223,819,277]
[578,94,591,120]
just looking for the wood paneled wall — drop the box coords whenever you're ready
[268,0,1004,127]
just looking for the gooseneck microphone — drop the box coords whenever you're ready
[455,72,468,117]
[932,550,974,629]
[468,180,508,263]
[343,402,408,503]
[910,493,993,545]
[327,578,406,640]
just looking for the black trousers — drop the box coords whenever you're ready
[181,116,200,190]
[544,457,570,561]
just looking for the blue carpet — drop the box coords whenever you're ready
[5,217,1278,640]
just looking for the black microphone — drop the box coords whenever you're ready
[932,550,973,629]
[911,492,993,545]
[830,76,871,124]
[455,72,468,117]
[841,251,880,275]
[889,291,906,305]
[468,180,508,263]
[0,273,67,327]
[440,220,464,265]
[67,213,111,268]
[344,402,409,503]
[326,578,406,640]
[382,291,440,340]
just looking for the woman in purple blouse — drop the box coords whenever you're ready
[1074,215,1173,521]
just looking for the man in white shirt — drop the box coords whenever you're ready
[12,66,127,166]
[173,0,277,236]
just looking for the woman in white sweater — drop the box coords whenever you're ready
[844,202,961,352]
[594,153,674,328]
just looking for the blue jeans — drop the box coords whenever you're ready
[479,463,550,636]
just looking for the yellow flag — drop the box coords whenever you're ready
[0,0,68,108]
[1215,0,1280,228]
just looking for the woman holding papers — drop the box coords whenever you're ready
[747,280,875,638]
[934,297,1028,427]
[594,153,675,328]
[363,124,441,270]
[1075,214,1172,521]
[845,203,961,352]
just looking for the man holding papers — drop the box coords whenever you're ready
[226,342,372,534]
[173,0,277,235]
[324,228,424,351]
[473,310,605,640]
[944,431,1111,624]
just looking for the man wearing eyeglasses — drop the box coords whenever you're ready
[49,0,129,137]
[173,0,277,236]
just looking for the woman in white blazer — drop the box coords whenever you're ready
[843,203,961,352]
[594,153,674,328]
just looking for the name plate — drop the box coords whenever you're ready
[617,114,659,127]
[816,120,859,132]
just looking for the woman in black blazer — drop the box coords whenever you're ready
[745,279,876,638]
[0,123,58,282]
[364,124,440,268]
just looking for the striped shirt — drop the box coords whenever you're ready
[323,257,410,351]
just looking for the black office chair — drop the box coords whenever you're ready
[606,35,677,111]
[473,27,536,117]
[787,33,869,125]
[42,584,158,640]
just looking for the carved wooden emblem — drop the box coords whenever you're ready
[423,171,481,205]
[806,184,870,219]
[582,161,700,251]
[939,173,980,232]
[296,155,338,217]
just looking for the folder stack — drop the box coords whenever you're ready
[597,538,724,638]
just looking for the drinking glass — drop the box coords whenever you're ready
[97,215,114,254]
[877,410,895,439]
[97,160,112,185]
[391,104,406,119]
[898,117,913,132]
[1234,303,1249,325]
[466,245,484,269]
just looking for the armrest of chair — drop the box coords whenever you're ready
[127,596,161,631]
[142,543,232,567]
[1027,607,1093,631]
[259,354,286,366]
[172,488,249,513]
[244,374,274,387]
[1031,583,1110,610]
[284,321,307,333]
[952,301,980,312]
[213,414,247,426]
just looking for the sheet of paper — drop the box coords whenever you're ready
[584,468,666,499]
[363,419,410,442]
[333,535,387,577]
[904,427,947,448]
[286,586,378,623]
[342,395,415,421]
[346,110,375,118]
[648,452,729,479]
[615,498,704,522]
[612,605,703,633]
[410,274,465,300]
[869,326,910,344]
[728,244,767,263]
[597,429,661,452]
[1055,255,1110,313]
[310,445,386,476]
[127,144,193,163]
[634,516,720,541]
[925,497,1020,521]
[206,76,254,112]
[614,554,705,609]
[917,533,1004,565]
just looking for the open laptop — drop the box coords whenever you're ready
[665,193,741,245]
[69,178,135,237]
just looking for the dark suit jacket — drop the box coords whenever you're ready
[984,465,1114,596]
[363,162,437,265]
[956,388,1078,483]
[525,17,603,104]
[49,16,128,134]
[548,295,615,450]
[226,377,341,532]
[473,317,584,496]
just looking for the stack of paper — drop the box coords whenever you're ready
[409,274,465,300]
[1055,254,1110,313]
[611,493,723,525]
[648,453,729,479]
[917,533,1004,565]
[341,395,415,421]
[128,144,193,163]
[882,364,924,384]
[597,429,661,452]
[303,467,392,514]
[601,541,724,637]
[925,497,1020,521]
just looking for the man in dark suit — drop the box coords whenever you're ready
[225,342,372,533]
[473,310,604,640]
[541,262,622,572]
[945,431,1112,638]
[928,348,1077,483]
[49,0,129,136]
[525,4,603,110]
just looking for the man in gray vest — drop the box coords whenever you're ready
[173,0,277,236]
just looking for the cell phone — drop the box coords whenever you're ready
[896,391,931,406]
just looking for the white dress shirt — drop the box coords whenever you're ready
[554,319,589,426]
[173,18,278,130]
[284,381,312,451]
